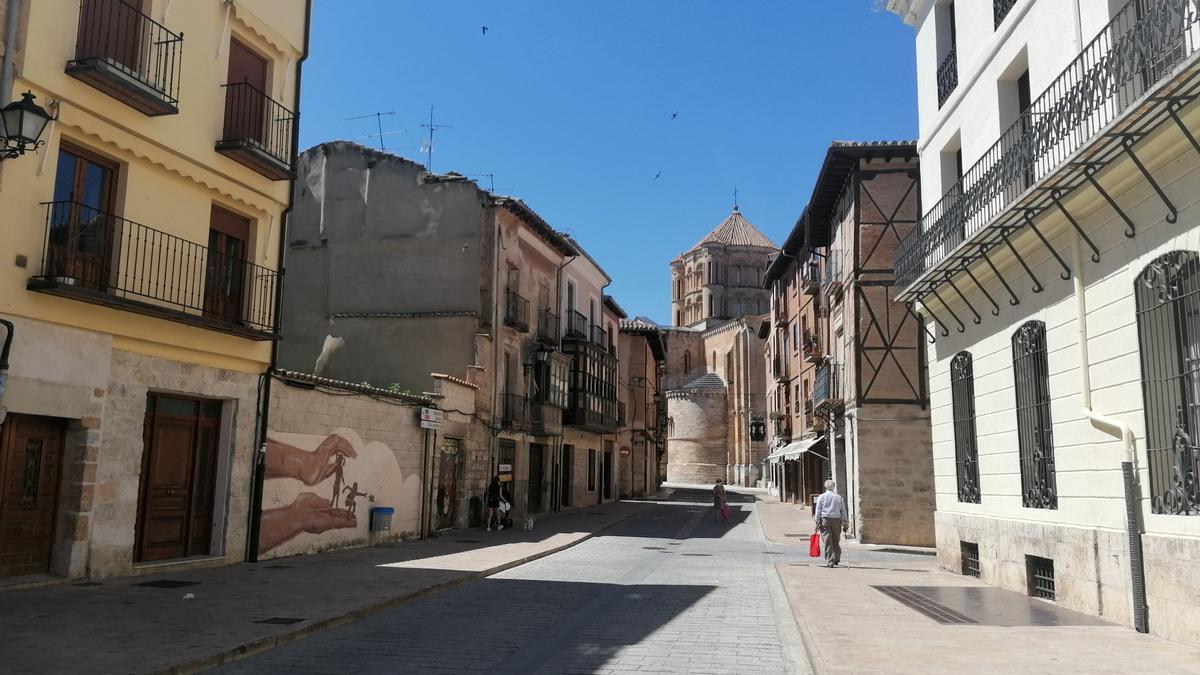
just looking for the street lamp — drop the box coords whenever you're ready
[1,92,54,161]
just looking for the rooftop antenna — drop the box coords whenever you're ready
[420,105,453,172]
[346,111,397,151]
[733,186,740,212]
[464,173,496,193]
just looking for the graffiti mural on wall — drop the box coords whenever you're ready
[259,429,420,557]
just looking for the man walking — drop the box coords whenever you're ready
[814,479,848,567]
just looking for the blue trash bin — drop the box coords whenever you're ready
[370,506,395,533]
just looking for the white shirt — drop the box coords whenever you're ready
[814,489,846,522]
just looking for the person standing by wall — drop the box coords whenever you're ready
[713,479,729,523]
[814,479,848,567]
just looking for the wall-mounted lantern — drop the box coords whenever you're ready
[1,92,54,161]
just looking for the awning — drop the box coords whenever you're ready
[764,436,824,463]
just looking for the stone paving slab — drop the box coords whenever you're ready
[0,500,649,674]
[756,494,1200,674]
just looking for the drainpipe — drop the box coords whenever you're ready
[843,407,857,536]
[1071,234,1148,633]
[246,0,312,563]
[551,252,577,511]
[0,0,20,103]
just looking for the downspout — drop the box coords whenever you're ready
[0,318,13,423]
[1071,234,1148,633]
[551,252,577,511]
[0,0,20,103]
[843,407,857,536]
[246,0,312,563]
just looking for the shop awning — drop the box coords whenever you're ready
[764,436,824,463]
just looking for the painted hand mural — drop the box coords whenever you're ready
[259,492,357,554]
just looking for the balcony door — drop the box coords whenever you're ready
[224,39,268,145]
[205,206,249,324]
[49,145,117,288]
[77,0,143,70]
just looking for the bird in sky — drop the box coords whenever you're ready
[654,171,662,180]
[481,25,488,35]
[670,111,679,120]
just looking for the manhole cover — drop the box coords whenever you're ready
[255,617,306,625]
[134,580,199,589]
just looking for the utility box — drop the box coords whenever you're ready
[370,506,395,533]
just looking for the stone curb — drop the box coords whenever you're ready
[161,504,649,674]
[755,495,825,675]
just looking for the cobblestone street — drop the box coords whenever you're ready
[218,488,811,674]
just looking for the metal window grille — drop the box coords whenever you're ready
[994,0,1018,28]
[1012,321,1057,509]
[951,352,981,503]
[1134,250,1200,515]
[960,541,981,578]
[937,44,958,108]
[1026,555,1056,600]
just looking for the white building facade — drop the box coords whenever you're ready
[888,0,1200,645]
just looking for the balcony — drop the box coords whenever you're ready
[504,290,530,332]
[801,262,820,295]
[66,0,182,116]
[562,339,619,433]
[564,309,587,340]
[773,299,788,326]
[937,44,958,108]
[592,324,608,350]
[896,1,1200,318]
[802,336,823,363]
[814,363,844,413]
[823,249,844,297]
[501,393,529,431]
[994,0,1018,28]
[530,401,563,436]
[28,201,277,339]
[772,356,789,382]
[216,81,295,180]
[536,308,559,345]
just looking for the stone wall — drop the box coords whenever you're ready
[850,402,934,546]
[666,390,728,484]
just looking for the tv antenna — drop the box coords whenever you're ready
[420,105,454,172]
[346,111,397,151]
[464,173,496,193]
[733,186,740,212]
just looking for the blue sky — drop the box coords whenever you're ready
[300,1,918,323]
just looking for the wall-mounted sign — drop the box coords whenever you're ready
[420,407,444,430]
[498,463,513,473]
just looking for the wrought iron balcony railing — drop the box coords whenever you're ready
[994,0,1018,28]
[28,201,277,338]
[897,0,1200,299]
[537,308,559,344]
[216,81,296,180]
[937,43,958,108]
[814,362,844,412]
[66,0,183,115]
[801,261,820,294]
[823,249,844,296]
[501,393,529,430]
[592,324,608,350]
[504,290,530,332]
[565,309,587,340]
[803,337,823,363]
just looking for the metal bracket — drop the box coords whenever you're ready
[910,297,949,339]
[1121,136,1177,224]
[1166,97,1200,157]
[960,260,1001,316]
[979,242,1021,306]
[943,271,981,324]
[1001,227,1043,294]
[929,287,966,333]
[907,300,940,343]
[1023,212,1072,280]
[1050,191,1101,263]
[1079,163,1135,238]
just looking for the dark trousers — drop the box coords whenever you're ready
[820,517,842,565]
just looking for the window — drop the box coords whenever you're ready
[994,0,1017,28]
[587,448,597,492]
[205,206,251,323]
[1012,320,1057,509]
[48,144,118,288]
[961,541,981,577]
[936,2,958,107]
[675,310,681,326]
[951,351,981,503]
[1026,555,1055,600]
[1135,251,1200,515]
[683,351,691,374]
[708,295,714,317]
[708,260,715,284]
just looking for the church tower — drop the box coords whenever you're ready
[669,207,776,328]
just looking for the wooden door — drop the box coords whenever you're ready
[136,396,220,562]
[527,443,544,514]
[224,39,268,143]
[204,206,250,323]
[0,416,64,577]
[49,145,117,288]
[78,0,143,68]
[602,448,613,501]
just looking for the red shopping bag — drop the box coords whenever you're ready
[809,532,821,557]
[721,504,730,520]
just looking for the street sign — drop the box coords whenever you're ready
[498,463,513,472]
[419,407,443,430]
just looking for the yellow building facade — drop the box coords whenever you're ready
[0,0,309,580]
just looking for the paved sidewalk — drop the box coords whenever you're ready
[0,500,650,674]
[757,495,1200,674]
